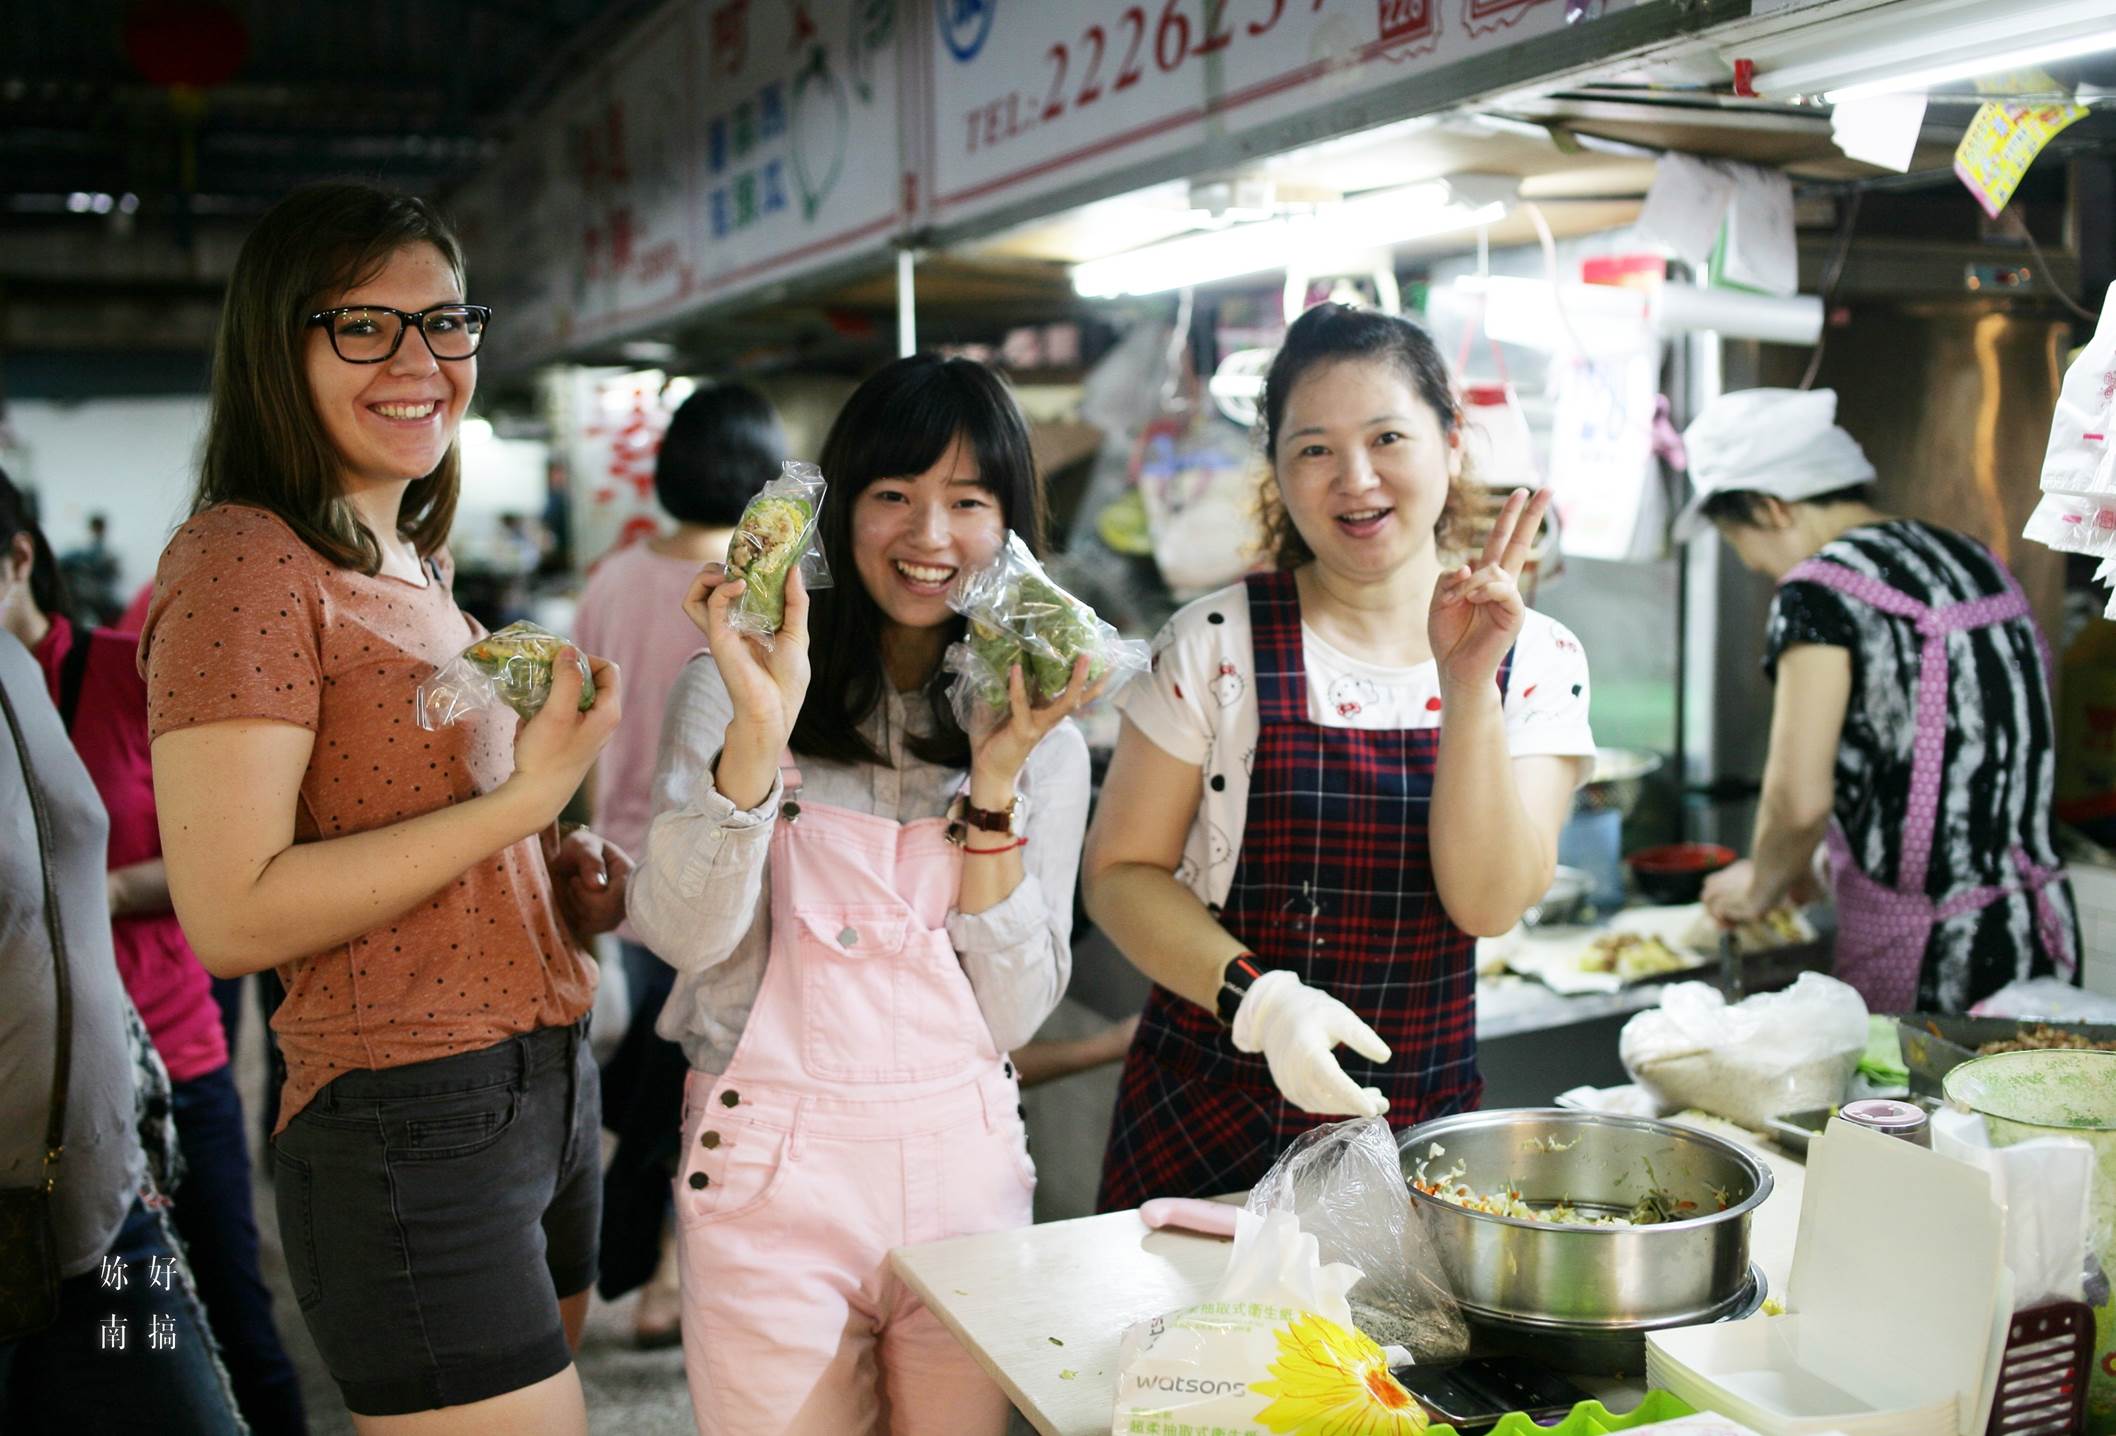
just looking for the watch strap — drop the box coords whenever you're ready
[1215,952,1265,1026]
[961,796,1018,833]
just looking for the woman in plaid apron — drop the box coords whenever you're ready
[1086,305,1595,1209]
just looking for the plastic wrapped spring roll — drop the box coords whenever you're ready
[941,531,1150,730]
[416,621,593,730]
[726,461,829,643]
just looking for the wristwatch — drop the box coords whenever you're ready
[946,792,1029,846]
[1215,952,1266,1026]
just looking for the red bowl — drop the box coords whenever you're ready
[1624,843,1736,904]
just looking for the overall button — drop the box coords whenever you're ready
[1002,1060,1014,1079]
[780,801,801,822]
[838,926,860,948]
[688,1171,709,1190]
[700,1131,721,1150]
[720,1090,740,1108]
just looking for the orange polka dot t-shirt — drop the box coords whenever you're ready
[139,504,594,1130]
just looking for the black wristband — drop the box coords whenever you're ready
[1215,953,1266,1026]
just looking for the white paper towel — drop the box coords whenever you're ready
[1933,1106,2096,1310]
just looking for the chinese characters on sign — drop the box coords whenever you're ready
[706,76,794,235]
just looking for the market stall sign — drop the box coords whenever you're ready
[922,0,1567,232]
[452,0,909,367]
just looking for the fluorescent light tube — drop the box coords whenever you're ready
[1071,180,1511,299]
[1824,28,2116,102]
[1744,0,2114,101]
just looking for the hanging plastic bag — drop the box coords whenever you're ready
[1133,410,1263,597]
[416,621,596,730]
[1109,1208,1430,1436]
[2025,492,2116,556]
[1243,1117,1469,1363]
[724,461,831,647]
[1619,972,1869,1130]
[2036,284,2116,499]
[942,532,1150,732]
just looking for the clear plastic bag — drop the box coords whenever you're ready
[1241,1117,1469,1363]
[1619,971,1869,1130]
[725,461,831,646]
[941,531,1150,731]
[415,621,594,730]
[1970,976,2116,1023]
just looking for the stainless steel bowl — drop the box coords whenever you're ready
[1400,1109,1772,1329]
[1577,747,1663,818]
[1521,865,1594,929]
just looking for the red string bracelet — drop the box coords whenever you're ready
[963,837,1029,856]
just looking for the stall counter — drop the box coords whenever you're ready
[890,1116,1805,1436]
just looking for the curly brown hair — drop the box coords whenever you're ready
[1253,303,1481,570]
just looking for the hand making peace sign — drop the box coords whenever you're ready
[1428,486,1552,694]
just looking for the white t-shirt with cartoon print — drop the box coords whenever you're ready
[1118,580,1597,909]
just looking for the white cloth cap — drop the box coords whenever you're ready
[1672,388,1877,540]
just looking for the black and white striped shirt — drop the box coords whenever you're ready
[1765,520,2078,1013]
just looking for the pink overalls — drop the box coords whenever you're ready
[672,765,1033,1436]
[1784,558,2075,1012]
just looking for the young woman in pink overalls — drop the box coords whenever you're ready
[627,356,1097,1435]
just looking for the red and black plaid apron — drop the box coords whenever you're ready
[1097,569,1506,1212]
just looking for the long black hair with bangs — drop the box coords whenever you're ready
[791,354,1047,770]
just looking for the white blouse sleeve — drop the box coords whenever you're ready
[1503,615,1596,768]
[624,656,782,974]
[1114,613,1213,767]
[945,721,1091,1052]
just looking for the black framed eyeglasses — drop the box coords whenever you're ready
[305,304,492,363]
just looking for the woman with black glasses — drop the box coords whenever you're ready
[140,182,627,1435]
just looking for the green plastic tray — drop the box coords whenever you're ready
[1427,1390,1697,1436]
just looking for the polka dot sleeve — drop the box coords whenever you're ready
[141,505,326,741]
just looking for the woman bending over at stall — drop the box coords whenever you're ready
[1687,387,2076,1015]
[1089,303,1596,1211]
[627,355,1095,1436]
[141,182,628,1436]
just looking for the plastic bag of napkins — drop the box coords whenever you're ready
[1111,1209,1428,1435]
[1932,1105,2097,1310]
[1620,973,1868,1130]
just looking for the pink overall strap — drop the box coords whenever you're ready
[1781,558,2028,898]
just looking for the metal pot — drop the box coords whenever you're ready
[1577,747,1662,819]
[1521,866,1594,929]
[1400,1109,1772,1329]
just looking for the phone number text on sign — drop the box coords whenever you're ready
[961,0,1334,156]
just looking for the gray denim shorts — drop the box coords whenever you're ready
[271,1019,600,1417]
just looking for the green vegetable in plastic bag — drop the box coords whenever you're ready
[727,494,814,633]
[415,621,594,730]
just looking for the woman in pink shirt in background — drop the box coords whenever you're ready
[572,380,786,1350]
[0,473,308,1435]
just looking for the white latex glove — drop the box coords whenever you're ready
[1229,969,1391,1118]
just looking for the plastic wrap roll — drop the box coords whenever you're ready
[1651,285,1824,345]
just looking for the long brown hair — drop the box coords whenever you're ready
[194,181,465,572]
[1254,303,1479,569]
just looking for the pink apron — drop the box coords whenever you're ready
[672,765,1033,1436]
[1785,558,2074,1012]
